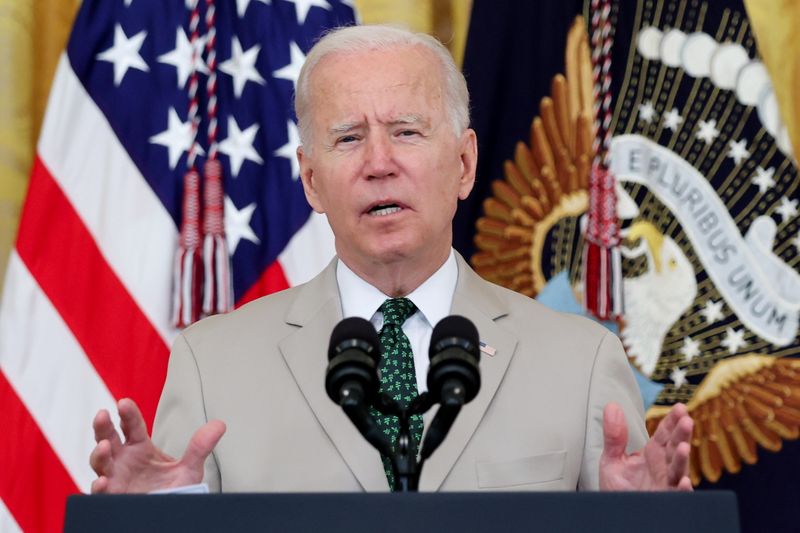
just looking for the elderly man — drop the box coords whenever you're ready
[90,24,692,493]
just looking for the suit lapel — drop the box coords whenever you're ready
[419,254,519,491]
[279,260,389,492]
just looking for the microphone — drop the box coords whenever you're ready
[426,315,481,405]
[421,315,481,460]
[325,317,381,406]
[325,317,391,456]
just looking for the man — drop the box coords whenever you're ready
[90,24,692,493]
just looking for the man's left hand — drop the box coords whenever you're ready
[599,402,693,491]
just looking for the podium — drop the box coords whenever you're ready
[64,491,740,532]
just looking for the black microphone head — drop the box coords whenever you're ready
[328,317,381,363]
[429,315,480,361]
[427,315,481,404]
[326,317,381,405]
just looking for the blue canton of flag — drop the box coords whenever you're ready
[68,0,355,306]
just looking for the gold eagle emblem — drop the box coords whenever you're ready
[471,15,800,485]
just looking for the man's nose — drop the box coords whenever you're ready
[364,135,396,179]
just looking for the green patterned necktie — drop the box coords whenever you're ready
[372,297,424,489]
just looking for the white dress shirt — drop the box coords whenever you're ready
[336,249,458,393]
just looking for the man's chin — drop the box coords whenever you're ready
[365,245,412,265]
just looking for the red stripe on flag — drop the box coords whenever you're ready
[0,370,79,533]
[236,260,290,308]
[16,157,170,429]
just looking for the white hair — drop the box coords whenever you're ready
[294,24,470,149]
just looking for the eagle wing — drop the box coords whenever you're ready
[472,16,595,296]
[645,355,800,485]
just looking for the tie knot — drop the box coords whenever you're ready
[379,298,416,326]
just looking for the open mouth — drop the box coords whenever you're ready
[368,203,404,216]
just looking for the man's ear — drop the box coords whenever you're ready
[298,146,325,213]
[457,128,478,200]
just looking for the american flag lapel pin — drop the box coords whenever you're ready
[479,341,496,357]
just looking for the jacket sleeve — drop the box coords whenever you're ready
[578,330,648,490]
[152,332,222,492]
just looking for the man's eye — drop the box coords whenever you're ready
[398,130,419,137]
[337,135,358,144]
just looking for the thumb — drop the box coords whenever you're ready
[602,403,629,460]
[181,420,226,472]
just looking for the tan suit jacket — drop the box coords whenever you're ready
[153,253,647,492]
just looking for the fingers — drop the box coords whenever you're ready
[93,409,123,453]
[653,403,689,446]
[658,404,693,467]
[669,411,693,452]
[91,476,109,494]
[667,441,691,487]
[181,420,227,473]
[89,439,113,477]
[667,417,693,489]
[601,402,629,460]
[653,404,693,490]
[117,398,150,445]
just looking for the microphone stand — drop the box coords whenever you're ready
[372,390,465,492]
[329,317,479,492]
[332,371,462,492]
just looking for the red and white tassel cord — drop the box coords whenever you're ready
[582,0,623,320]
[173,169,204,326]
[201,0,232,316]
[173,0,205,327]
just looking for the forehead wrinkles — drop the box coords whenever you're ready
[309,46,445,115]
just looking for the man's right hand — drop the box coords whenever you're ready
[89,398,226,494]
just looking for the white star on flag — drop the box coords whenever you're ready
[696,119,720,145]
[273,41,306,87]
[291,0,331,25]
[219,37,266,98]
[751,166,776,194]
[96,24,149,86]
[670,367,688,388]
[727,139,750,165]
[775,196,799,223]
[235,0,270,17]
[638,101,656,123]
[274,120,301,180]
[224,196,260,254]
[148,107,203,169]
[218,117,264,177]
[680,337,701,362]
[157,28,208,88]
[721,327,747,354]
[700,299,724,323]
[662,108,683,131]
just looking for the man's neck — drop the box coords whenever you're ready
[338,247,452,297]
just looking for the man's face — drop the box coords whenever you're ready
[298,44,477,273]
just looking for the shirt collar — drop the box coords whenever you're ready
[336,249,458,327]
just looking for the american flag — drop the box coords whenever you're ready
[0,0,355,530]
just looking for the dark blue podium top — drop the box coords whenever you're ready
[65,491,740,533]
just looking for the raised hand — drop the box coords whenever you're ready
[90,398,226,494]
[599,402,693,491]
